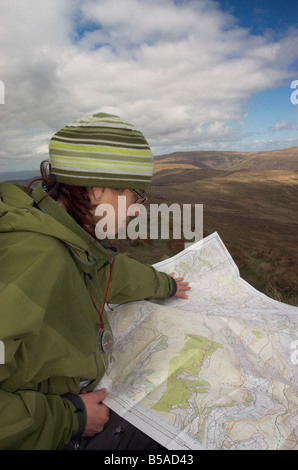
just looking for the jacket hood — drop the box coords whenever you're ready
[0,182,114,273]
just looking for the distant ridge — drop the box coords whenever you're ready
[0,170,39,182]
[1,147,297,184]
[154,147,298,172]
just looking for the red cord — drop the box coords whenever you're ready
[62,241,115,330]
[88,257,115,329]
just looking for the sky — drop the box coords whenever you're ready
[0,0,297,173]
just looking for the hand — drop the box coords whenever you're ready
[170,273,191,299]
[79,388,110,437]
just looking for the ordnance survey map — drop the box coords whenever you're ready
[96,232,298,450]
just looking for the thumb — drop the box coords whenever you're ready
[94,388,108,403]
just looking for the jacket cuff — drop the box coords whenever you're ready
[62,393,86,440]
[169,277,177,297]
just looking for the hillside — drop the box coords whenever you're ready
[116,148,298,306]
[154,146,298,171]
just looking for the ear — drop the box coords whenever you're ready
[87,187,104,203]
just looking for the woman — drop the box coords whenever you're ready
[0,113,190,450]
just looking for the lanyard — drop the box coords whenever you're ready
[88,257,115,330]
[61,241,115,330]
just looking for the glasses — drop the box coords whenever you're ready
[129,189,148,205]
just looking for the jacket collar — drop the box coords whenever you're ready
[32,183,115,268]
[0,182,114,272]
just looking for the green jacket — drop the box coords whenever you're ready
[0,182,175,450]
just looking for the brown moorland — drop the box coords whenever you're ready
[114,147,298,306]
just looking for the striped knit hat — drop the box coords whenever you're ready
[49,113,154,189]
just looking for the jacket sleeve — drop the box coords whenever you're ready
[0,233,86,450]
[104,252,177,305]
[0,281,86,450]
[0,387,82,450]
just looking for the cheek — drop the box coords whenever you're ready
[127,204,140,217]
[115,195,137,220]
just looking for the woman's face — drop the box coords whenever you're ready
[88,187,140,238]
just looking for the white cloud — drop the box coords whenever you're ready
[0,0,297,171]
[272,121,293,132]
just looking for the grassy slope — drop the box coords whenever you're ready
[114,167,298,307]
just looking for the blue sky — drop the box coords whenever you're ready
[215,0,298,149]
[0,0,297,172]
[219,0,297,34]
[218,0,298,148]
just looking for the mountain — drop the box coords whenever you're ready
[0,170,39,182]
[1,147,297,183]
[139,147,298,306]
[154,146,298,172]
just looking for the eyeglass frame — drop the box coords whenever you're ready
[129,189,148,205]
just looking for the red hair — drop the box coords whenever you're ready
[27,160,97,238]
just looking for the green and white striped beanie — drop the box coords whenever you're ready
[49,112,154,189]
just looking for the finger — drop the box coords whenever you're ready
[94,388,108,403]
[176,280,189,285]
[177,284,191,291]
[175,292,188,299]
